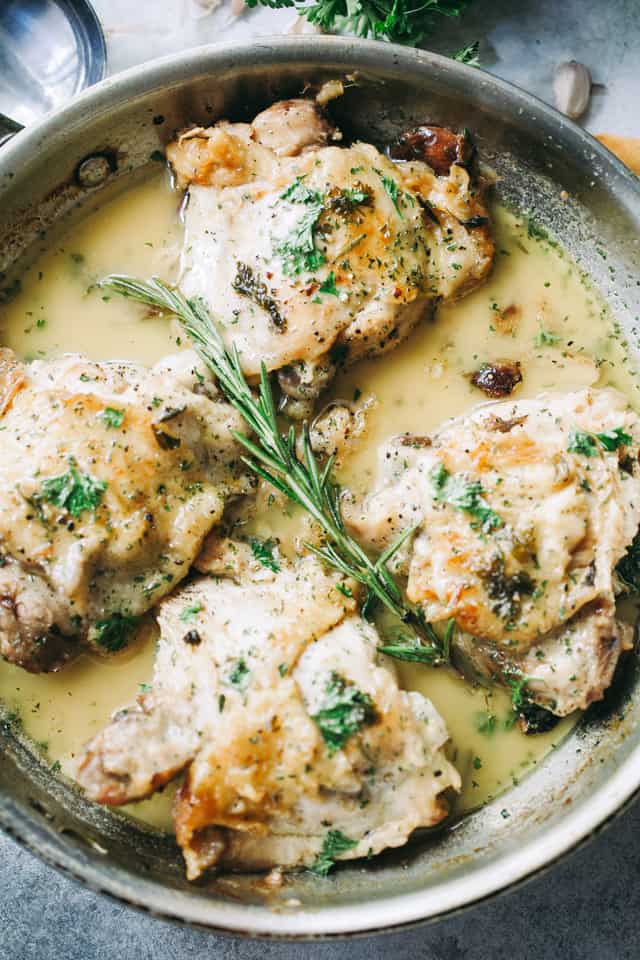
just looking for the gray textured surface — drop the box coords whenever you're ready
[2,0,640,956]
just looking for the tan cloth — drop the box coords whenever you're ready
[596,134,640,175]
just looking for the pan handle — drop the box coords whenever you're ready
[0,111,23,147]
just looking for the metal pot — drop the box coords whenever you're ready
[1,36,639,939]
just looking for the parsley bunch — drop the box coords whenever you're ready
[245,0,473,46]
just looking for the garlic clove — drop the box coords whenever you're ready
[553,60,592,120]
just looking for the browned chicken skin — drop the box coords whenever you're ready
[167,98,495,414]
[0,349,252,672]
[346,388,640,716]
[77,555,459,879]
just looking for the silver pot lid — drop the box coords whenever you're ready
[0,0,105,130]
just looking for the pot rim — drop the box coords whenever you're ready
[1,34,640,937]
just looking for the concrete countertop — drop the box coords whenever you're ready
[1,0,639,957]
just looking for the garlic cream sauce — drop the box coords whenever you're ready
[0,172,636,832]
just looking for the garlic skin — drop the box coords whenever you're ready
[553,60,592,120]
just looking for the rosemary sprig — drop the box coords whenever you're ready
[98,274,447,656]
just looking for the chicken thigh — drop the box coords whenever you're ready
[0,349,252,672]
[77,553,459,879]
[167,99,494,412]
[346,389,640,716]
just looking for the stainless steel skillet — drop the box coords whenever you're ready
[1,35,640,939]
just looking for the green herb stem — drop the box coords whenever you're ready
[98,274,447,662]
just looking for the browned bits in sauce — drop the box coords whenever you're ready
[400,434,432,448]
[483,414,528,433]
[470,361,523,398]
[390,125,474,176]
[495,303,520,336]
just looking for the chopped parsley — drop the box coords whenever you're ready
[453,39,480,66]
[431,464,502,533]
[98,407,125,429]
[179,602,202,623]
[92,613,139,652]
[569,426,631,456]
[311,672,376,754]
[534,327,560,347]
[475,711,496,736]
[328,184,373,214]
[596,426,632,451]
[310,829,358,877]
[335,581,353,598]
[228,658,251,691]
[506,674,530,710]
[568,431,599,457]
[527,219,550,242]
[249,537,280,572]
[276,177,326,276]
[36,459,107,518]
[319,272,340,297]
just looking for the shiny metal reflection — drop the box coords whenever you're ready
[0,0,105,128]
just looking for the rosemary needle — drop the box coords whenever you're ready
[98,274,449,661]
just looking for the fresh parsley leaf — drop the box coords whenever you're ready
[310,829,358,877]
[99,407,124,429]
[276,178,326,276]
[527,219,549,242]
[179,602,202,623]
[534,328,560,347]
[506,674,529,710]
[335,581,353,598]
[453,40,480,66]
[280,176,322,205]
[319,272,340,297]
[475,711,496,736]
[228,658,251,691]
[245,0,474,47]
[37,460,107,518]
[312,672,376,754]
[569,426,631,456]
[596,426,632,451]
[92,613,139,652]
[431,465,502,533]
[340,186,371,205]
[249,537,280,572]
[568,431,599,457]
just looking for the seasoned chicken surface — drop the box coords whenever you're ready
[77,555,459,878]
[167,98,494,411]
[346,389,640,715]
[0,349,252,672]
